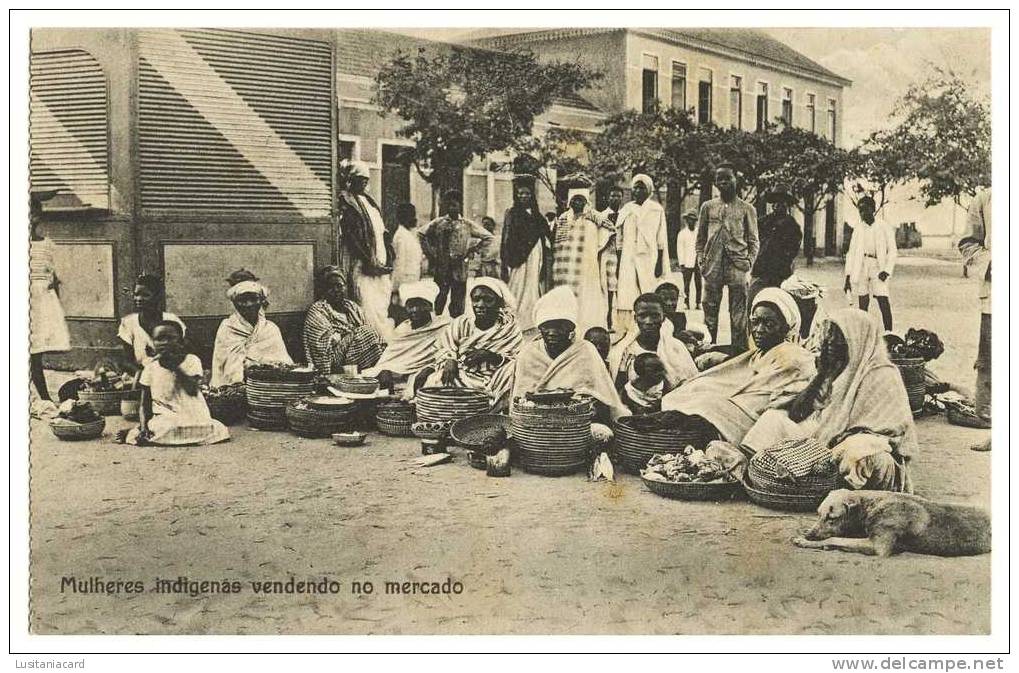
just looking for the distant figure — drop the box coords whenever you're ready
[599,185,625,328]
[750,183,802,302]
[676,209,701,309]
[697,164,759,353]
[615,174,668,336]
[501,182,552,334]
[958,188,992,444]
[29,192,70,402]
[843,196,897,332]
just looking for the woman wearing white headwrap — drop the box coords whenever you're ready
[660,288,815,445]
[512,286,626,422]
[415,277,522,408]
[210,273,293,387]
[363,280,451,392]
[614,174,668,335]
[741,308,915,492]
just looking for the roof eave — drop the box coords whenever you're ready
[626,28,852,88]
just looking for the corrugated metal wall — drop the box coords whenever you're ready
[29,49,110,209]
[137,28,333,217]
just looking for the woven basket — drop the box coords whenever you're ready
[511,397,592,477]
[743,479,828,512]
[246,406,289,430]
[415,387,492,426]
[246,379,315,430]
[449,414,512,450]
[411,421,450,441]
[334,376,379,396]
[78,389,132,415]
[245,366,317,384]
[613,416,717,475]
[642,475,743,501]
[285,400,360,438]
[946,403,991,429]
[376,416,415,437]
[892,356,926,414]
[49,417,105,441]
[208,396,247,425]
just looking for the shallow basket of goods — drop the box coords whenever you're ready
[245,379,316,430]
[77,389,133,416]
[510,396,593,477]
[641,475,743,502]
[285,399,360,438]
[890,356,926,415]
[374,399,417,437]
[745,441,839,512]
[613,416,718,476]
[414,387,492,426]
[49,417,106,441]
[449,414,512,451]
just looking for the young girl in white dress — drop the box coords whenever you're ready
[118,273,186,374]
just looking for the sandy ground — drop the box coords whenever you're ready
[28,258,992,635]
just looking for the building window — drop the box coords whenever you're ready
[338,140,355,162]
[827,99,837,142]
[729,75,742,129]
[642,54,659,113]
[756,82,769,131]
[670,61,687,111]
[781,87,793,125]
[697,68,713,124]
[806,93,816,133]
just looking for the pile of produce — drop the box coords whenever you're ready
[54,399,101,424]
[203,382,245,401]
[885,329,944,362]
[641,447,736,484]
[618,410,702,434]
[79,364,133,392]
[244,362,316,382]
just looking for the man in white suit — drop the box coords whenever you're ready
[843,195,897,331]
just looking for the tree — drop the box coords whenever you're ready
[851,68,990,210]
[373,45,601,214]
[495,126,589,210]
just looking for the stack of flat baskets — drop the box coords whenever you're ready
[414,387,491,431]
[375,399,416,437]
[245,370,316,430]
[891,355,926,415]
[510,396,593,476]
[613,415,717,475]
[285,399,360,438]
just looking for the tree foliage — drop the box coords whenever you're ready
[850,68,990,209]
[373,45,601,199]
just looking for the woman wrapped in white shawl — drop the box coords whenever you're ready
[210,276,293,387]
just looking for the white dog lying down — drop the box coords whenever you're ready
[793,489,991,557]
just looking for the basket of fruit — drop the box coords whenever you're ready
[49,400,106,441]
[640,449,742,501]
[76,365,135,415]
[614,411,719,475]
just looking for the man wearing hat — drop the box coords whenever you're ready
[676,208,701,309]
[749,183,803,302]
[337,161,394,339]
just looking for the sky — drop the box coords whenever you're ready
[396,27,991,149]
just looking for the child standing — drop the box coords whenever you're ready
[126,321,229,446]
[676,210,701,309]
[390,202,424,327]
[419,190,494,318]
[621,352,666,415]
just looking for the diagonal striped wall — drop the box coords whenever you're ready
[137,29,333,217]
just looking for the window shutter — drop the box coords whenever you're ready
[137,29,332,217]
[30,49,110,210]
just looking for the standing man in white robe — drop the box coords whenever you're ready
[614,174,668,338]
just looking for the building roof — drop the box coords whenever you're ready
[471,28,852,87]
[335,29,602,112]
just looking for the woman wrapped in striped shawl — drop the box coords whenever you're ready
[302,266,386,374]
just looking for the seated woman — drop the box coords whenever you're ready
[124,321,229,446]
[511,286,626,423]
[302,266,387,374]
[118,273,187,374]
[608,293,698,394]
[210,271,293,387]
[414,277,522,408]
[661,288,815,446]
[363,279,451,393]
[741,308,915,493]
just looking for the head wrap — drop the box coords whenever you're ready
[398,279,440,305]
[533,286,578,329]
[682,209,699,221]
[348,161,371,179]
[227,280,268,301]
[467,277,515,310]
[631,174,654,194]
[751,287,801,341]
